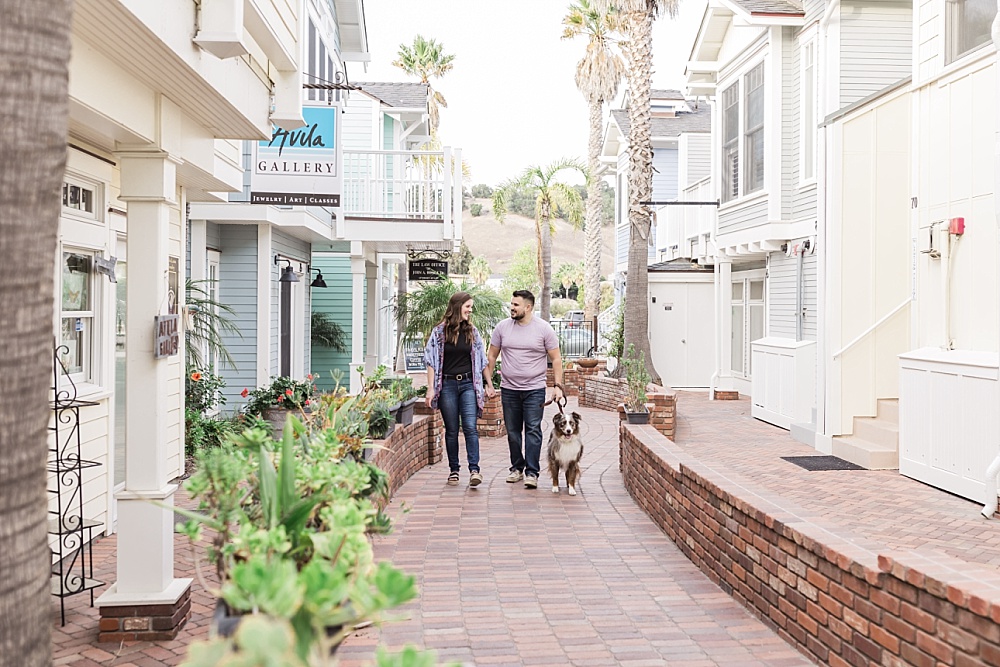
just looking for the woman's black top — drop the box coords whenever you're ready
[442,331,473,376]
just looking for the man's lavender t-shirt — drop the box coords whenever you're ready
[490,317,559,390]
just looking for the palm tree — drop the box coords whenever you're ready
[185,278,242,370]
[563,0,624,322]
[394,277,508,343]
[492,159,586,320]
[469,256,491,285]
[591,0,677,383]
[0,2,71,665]
[392,35,455,135]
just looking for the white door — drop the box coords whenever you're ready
[649,280,714,387]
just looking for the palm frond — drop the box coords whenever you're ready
[185,278,242,370]
[549,181,586,228]
[394,277,507,342]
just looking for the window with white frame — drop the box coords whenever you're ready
[800,40,816,181]
[62,180,96,218]
[721,83,739,203]
[744,63,765,195]
[947,0,997,64]
[60,250,96,383]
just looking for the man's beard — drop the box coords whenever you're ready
[511,311,524,321]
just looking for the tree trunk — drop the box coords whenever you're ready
[621,8,661,384]
[0,2,72,665]
[584,100,604,321]
[539,201,553,320]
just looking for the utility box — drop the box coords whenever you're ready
[750,338,816,429]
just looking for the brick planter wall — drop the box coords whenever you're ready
[371,413,443,499]
[581,376,628,411]
[547,360,607,397]
[98,587,192,642]
[620,423,1000,667]
[477,392,506,438]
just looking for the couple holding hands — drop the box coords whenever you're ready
[423,289,564,489]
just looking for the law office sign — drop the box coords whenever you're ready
[250,104,342,207]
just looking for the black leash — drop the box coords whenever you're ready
[545,394,567,416]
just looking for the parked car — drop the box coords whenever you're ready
[559,328,594,358]
[564,310,585,328]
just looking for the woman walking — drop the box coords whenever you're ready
[424,291,490,487]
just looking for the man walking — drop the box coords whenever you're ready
[485,290,564,489]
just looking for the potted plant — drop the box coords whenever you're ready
[621,344,651,425]
[390,377,420,426]
[241,375,316,433]
[175,398,410,663]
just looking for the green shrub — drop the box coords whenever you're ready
[470,203,482,216]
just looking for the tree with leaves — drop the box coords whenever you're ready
[1,2,71,666]
[500,242,541,297]
[590,0,676,384]
[563,0,624,322]
[491,159,586,320]
[452,240,474,274]
[392,35,455,135]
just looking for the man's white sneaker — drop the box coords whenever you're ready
[524,474,538,489]
[506,470,524,483]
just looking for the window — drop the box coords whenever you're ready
[62,181,95,216]
[731,277,765,377]
[948,0,997,63]
[721,83,739,203]
[801,41,816,181]
[744,63,765,195]
[60,251,95,382]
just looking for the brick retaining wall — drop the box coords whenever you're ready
[371,413,443,499]
[581,376,628,411]
[620,423,1000,667]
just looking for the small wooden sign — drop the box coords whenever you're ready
[154,314,179,359]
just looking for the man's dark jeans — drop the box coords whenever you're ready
[500,387,546,477]
[438,376,480,473]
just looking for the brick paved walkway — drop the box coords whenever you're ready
[336,399,811,667]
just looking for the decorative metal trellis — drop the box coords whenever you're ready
[49,343,104,625]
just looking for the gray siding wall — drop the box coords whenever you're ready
[718,197,769,234]
[206,222,221,250]
[310,253,353,390]
[781,29,819,223]
[218,225,259,409]
[767,250,817,341]
[840,1,913,108]
[230,141,252,202]
[270,230,311,375]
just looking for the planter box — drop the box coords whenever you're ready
[396,398,417,426]
[625,410,650,425]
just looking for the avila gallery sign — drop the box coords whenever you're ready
[250,103,342,207]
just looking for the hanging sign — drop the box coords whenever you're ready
[250,103,342,207]
[408,259,448,281]
[154,314,179,359]
[94,256,117,283]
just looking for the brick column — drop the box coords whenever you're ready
[477,392,506,438]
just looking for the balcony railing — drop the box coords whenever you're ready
[661,177,715,260]
[343,149,459,221]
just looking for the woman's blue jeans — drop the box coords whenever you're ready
[438,376,481,473]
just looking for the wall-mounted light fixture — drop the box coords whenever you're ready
[307,266,328,288]
[274,255,300,283]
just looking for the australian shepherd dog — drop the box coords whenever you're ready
[546,411,584,495]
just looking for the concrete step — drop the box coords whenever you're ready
[853,417,899,449]
[831,435,899,470]
[876,398,899,424]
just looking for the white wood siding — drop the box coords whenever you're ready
[718,197,769,235]
[342,96,377,150]
[840,1,913,107]
[680,133,711,188]
[782,29,800,222]
[768,250,817,341]
[652,147,678,202]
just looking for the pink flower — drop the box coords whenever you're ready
[305,400,311,406]
[240,388,249,398]
[307,374,313,381]
[285,389,293,396]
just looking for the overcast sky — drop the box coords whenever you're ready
[347,0,708,187]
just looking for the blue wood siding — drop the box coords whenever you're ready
[217,225,259,409]
[651,148,678,202]
[309,253,354,390]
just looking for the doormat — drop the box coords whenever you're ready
[780,455,865,471]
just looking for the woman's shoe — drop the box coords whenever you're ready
[447,471,460,486]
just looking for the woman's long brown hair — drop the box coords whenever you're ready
[440,291,473,345]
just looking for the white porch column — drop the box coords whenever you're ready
[97,149,191,613]
[365,262,379,372]
[350,251,365,393]
[716,257,736,392]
